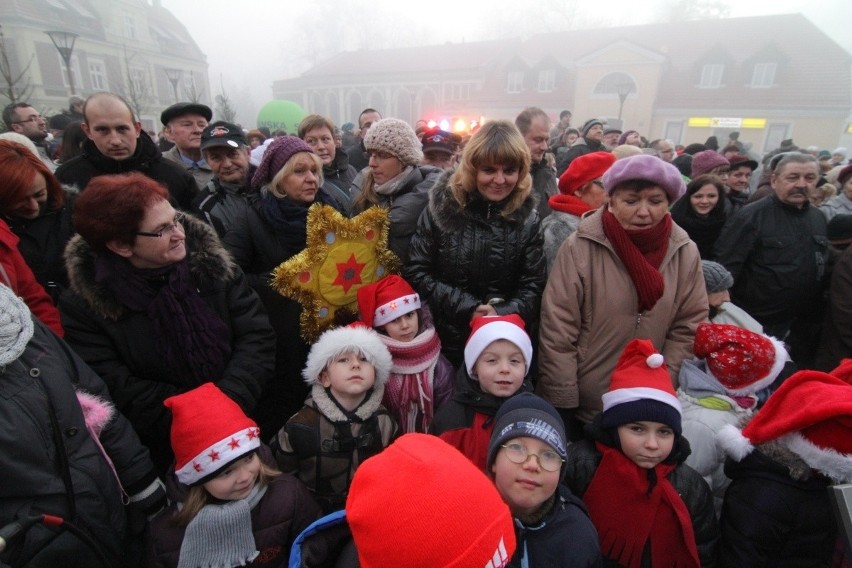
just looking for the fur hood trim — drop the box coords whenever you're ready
[64,214,236,321]
[302,325,393,387]
[76,390,115,437]
[427,168,537,234]
[309,382,386,423]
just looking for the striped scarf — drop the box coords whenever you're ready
[380,327,442,433]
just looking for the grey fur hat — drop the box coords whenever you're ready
[364,118,424,166]
[302,324,393,386]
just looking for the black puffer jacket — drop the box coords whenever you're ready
[60,215,275,472]
[4,190,76,303]
[564,421,719,568]
[0,320,161,567]
[719,435,837,567]
[352,165,441,264]
[404,170,545,366]
[322,148,358,215]
[55,135,198,209]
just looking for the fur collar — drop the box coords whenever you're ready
[308,382,386,423]
[718,415,816,482]
[64,214,236,321]
[427,169,537,234]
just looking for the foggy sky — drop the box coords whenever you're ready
[160,0,852,127]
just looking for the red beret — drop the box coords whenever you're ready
[557,151,616,195]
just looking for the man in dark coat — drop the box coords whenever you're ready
[345,108,381,172]
[715,152,828,366]
[516,107,557,219]
[55,92,198,209]
[556,118,606,176]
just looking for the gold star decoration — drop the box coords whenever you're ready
[271,204,400,342]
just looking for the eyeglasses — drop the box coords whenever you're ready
[501,443,564,472]
[136,212,186,238]
[14,115,44,124]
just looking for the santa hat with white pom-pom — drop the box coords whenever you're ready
[601,339,683,435]
[717,362,852,484]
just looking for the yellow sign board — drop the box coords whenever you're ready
[688,117,766,129]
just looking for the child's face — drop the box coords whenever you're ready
[203,452,260,501]
[382,311,419,342]
[491,436,560,518]
[473,339,526,397]
[617,421,676,469]
[319,350,376,406]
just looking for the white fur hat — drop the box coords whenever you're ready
[302,324,393,386]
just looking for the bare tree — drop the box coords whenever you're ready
[184,71,205,104]
[0,26,35,108]
[114,46,152,119]
[214,75,237,123]
[665,0,731,22]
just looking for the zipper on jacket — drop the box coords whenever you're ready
[633,312,643,334]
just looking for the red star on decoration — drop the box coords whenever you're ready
[208,450,220,461]
[389,301,398,310]
[403,298,410,304]
[193,462,202,472]
[333,253,366,294]
[228,438,241,450]
[380,308,386,315]
[247,428,259,440]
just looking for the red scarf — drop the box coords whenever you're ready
[548,193,594,217]
[602,209,671,312]
[380,327,442,433]
[583,442,700,568]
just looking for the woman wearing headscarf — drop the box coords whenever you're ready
[538,154,707,437]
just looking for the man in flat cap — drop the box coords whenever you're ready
[161,102,214,189]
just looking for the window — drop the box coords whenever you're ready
[129,66,148,96]
[699,64,724,88]
[593,72,636,96]
[446,83,471,101]
[124,15,137,40]
[57,54,81,90]
[538,70,555,92]
[507,71,523,94]
[751,63,777,88]
[88,58,108,90]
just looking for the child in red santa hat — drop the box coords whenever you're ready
[563,338,718,568]
[716,361,852,567]
[430,314,534,471]
[678,322,789,513]
[356,275,454,433]
[147,382,320,568]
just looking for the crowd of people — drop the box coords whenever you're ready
[1,92,851,568]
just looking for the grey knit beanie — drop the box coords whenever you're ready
[0,284,34,366]
[581,118,603,138]
[364,118,423,166]
[702,260,734,294]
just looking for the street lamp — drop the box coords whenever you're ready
[616,82,634,122]
[45,30,79,95]
[164,68,182,103]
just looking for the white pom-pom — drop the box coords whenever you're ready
[646,353,665,368]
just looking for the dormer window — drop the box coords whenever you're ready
[699,64,724,88]
[507,71,524,94]
[751,62,777,88]
[538,70,555,92]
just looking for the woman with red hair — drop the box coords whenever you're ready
[59,172,276,472]
[0,139,73,301]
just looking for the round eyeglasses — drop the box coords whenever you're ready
[500,443,564,472]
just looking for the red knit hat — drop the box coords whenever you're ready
[463,314,533,376]
[717,368,852,483]
[693,323,788,396]
[356,275,421,328]
[164,383,261,486]
[557,151,616,195]
[347,433,516,568]
[601,339,682,433]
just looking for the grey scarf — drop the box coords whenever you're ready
[0,284,33,366]
[178,483,268,568]
[373,166,414,196]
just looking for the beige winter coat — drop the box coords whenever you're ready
[537,208,708,423]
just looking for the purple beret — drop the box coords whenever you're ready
[602,154,686,203]
[691,150,730,178]
[251,136,315,188]
[617,130,638,146]
[837,163,852,187]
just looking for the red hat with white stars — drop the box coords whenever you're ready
[357,275,421,328]
[164,383,261,486]
[693,323,788,396]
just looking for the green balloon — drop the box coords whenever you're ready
[256,100,307,134]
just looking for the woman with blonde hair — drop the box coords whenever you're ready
[405,120,546,367]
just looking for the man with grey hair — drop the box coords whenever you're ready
[650,139,676,162]
[714,152,827,366]
[515,106,557,218]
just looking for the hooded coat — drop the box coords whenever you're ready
[404,170,546,367]
[59,215,275,472]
